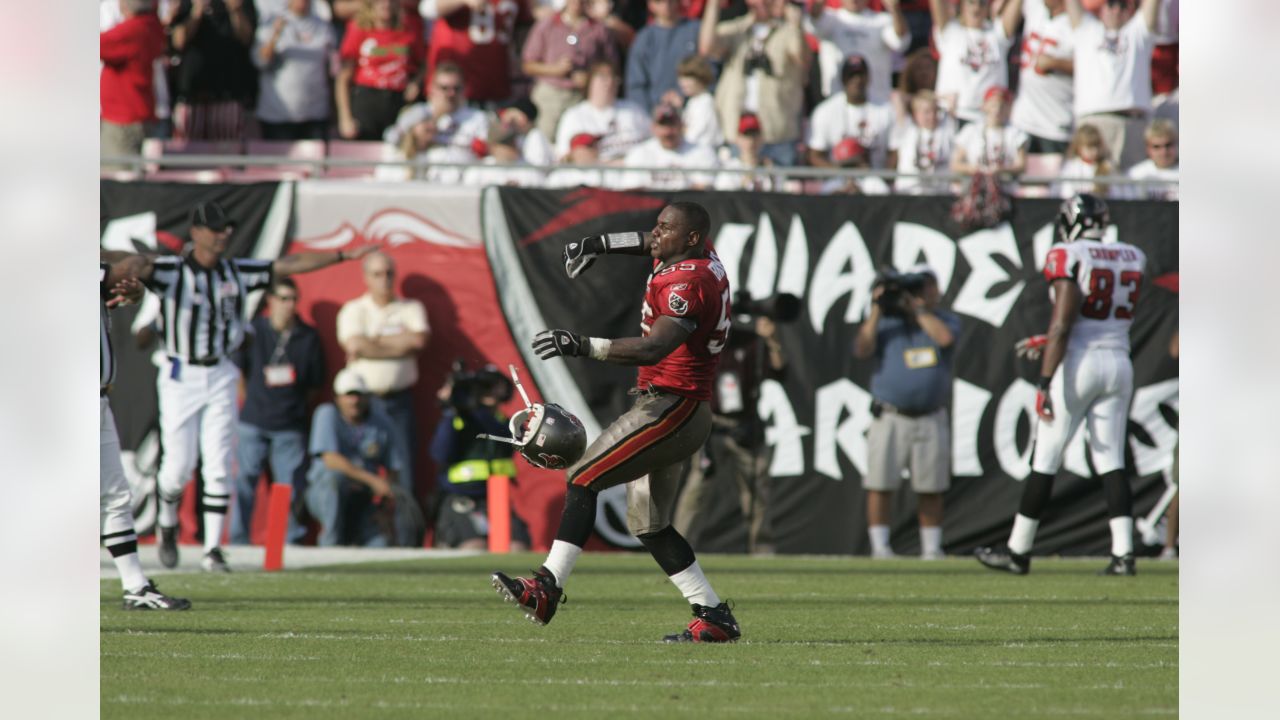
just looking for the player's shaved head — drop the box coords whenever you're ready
[669,202,711,244]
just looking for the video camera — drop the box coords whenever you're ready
[444,360,514,412]
[733,291,801,323]
[873,268,929,316]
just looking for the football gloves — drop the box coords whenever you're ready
[563,232,646,278]
[533,329,588,360]
[1035,376,1054,421]
[1015,335,1048,361]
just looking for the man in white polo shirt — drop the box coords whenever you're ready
[336,250,429,546]
[1067,0,1163,170]
[1010,0,1076,154]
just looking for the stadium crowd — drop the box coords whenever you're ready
[101,0,1178,198]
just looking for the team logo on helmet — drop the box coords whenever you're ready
[475,365,588,471]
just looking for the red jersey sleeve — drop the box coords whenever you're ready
[339,23,363,62]
[1043,246,1076,282]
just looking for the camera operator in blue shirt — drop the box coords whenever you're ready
[853,264,960,560]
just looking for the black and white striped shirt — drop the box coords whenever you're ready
[144,255,274,362]
[100,262,115,391]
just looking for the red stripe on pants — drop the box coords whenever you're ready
[571,397,697,488]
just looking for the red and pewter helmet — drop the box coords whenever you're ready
[477,365,588,470]
[1056,193,1110,243]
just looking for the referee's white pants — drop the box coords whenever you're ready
[101,397,137,548]
[1031,348,1134,476]
[155,359,240,505]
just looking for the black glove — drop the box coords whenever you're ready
[563,231,646,278]
[532,329,588,360]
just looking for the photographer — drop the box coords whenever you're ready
[675,297,791,555]
[428,364,531,551]
[853,265,959,560]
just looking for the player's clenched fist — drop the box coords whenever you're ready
[564,237,602,279]
[533,329,588,359]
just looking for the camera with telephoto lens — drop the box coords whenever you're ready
[873,268,928,316]
[444,360,513,412]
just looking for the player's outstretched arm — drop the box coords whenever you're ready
[272,244,378,277]
[532,316,689,367]
[563,231,652,278]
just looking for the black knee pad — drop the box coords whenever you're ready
[554,483,598,547]
[637,525,696,577]
[1018,471,1056,520]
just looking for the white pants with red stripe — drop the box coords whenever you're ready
[1031,348,1134,476]
[155,358,240,506]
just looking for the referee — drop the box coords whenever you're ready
[121,199,376,571]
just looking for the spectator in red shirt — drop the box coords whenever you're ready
[101,0,167,167]
[522,0,620,143]
[336,0,427,140]
[421,0,535,107]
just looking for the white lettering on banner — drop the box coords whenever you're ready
[814,379,873,480]
[995,378,1037,479]
[745,213,779,301]
[1129,379,1179,479]
[777,215,811,299]
[952,379,991,476]
[101,211,159,252]
[712,222,754,298]
[758,379,810,477]
[892,223,958,294]
[808,221,876,333]
[953,224,1027,327]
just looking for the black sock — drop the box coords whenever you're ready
[1101,470,1133,519]
[1018,471,1056,520]
[554,484,597,547]
[637,525,697,577]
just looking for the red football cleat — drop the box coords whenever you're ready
[663,602,741,643]
[491,567,565,626]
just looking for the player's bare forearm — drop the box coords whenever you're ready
[1039,280,1080,380]
[274,245,376,277]
[596,317,688,366]
[321,452,383,489]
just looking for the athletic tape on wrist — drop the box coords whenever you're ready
[604,232,644,253]
[588,337,612,361]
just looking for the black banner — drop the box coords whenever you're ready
[486,188,1179,556]
[100,181,291,532]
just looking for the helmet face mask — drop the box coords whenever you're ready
[476,365,588,471]
[1056,193,1110,244]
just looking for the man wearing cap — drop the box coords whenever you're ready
[853,265,960,560]
[619,103,719,190]
[809,0,911,105]
[304,369,401,547]
[820,137,892,195]
[118,199,377,572]
[336,250,429,546]
[714,112,786,191]
[807,54,895,169]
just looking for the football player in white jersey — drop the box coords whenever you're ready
[976,193,1147,576]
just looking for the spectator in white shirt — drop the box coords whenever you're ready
[1052,122,1113,198]
[1067,0,1162,171]
[1010,0,1075,154]
[554,61,652,162]
[891,89,956,195]
[671,55,725,150]
[714,112,785,192]
[808,0,911,105]
[377,63,490,183]
[820,137,891,195]
[618,103,719,190]
[807,54,896,169]
[1122,118,1177,200]
[928,0,1024,125]
[951,85,1028,178]
[498,97,556,167]
[462,122,548,188]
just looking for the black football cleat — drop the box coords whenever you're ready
[492,567,565,626]
[975,546,1031,575]
[122,581,191,611]
[663,602,741,643]
[157,525,179,569]
[201,547,231,573]
[1098,554,1137,576]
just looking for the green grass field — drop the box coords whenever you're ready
[101,554,1177,719]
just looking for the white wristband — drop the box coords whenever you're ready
[588,337,612,361]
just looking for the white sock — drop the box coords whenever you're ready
[158,499,179,528]
[868,525,892,553]
[203,512,226,552]
[920,526,943,556]
[1008,514,1039,555]
[668,561,721,608]
[1109,517,1134,556]
[542,540,582,587]
[114,553,149,593]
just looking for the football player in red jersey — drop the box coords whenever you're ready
[492,202,741,643]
